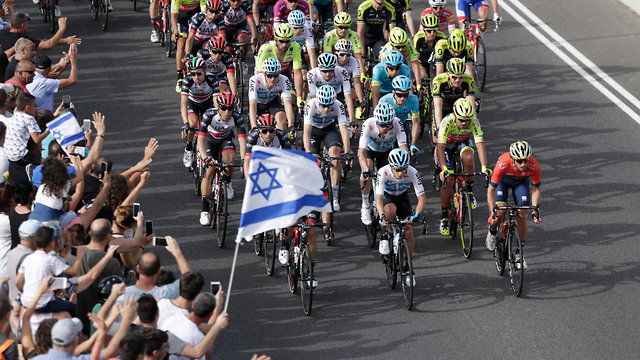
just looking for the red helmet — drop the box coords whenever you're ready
[217,92,236,106]
[257,114,276,128]
[206,0,222,11]
[207,36,225,50]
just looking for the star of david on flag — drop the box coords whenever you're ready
[46,112,84,149]
[236,146,330,242]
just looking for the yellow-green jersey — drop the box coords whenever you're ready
[378,41,419,63]
[323,29,363,55]
[256,41,303,73]
[171,0,206,14]
[413,29,447,67]
[437,113,483,145]
[433,38,473,66]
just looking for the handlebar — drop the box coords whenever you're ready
[227,42,251,48]
[492,205,540,221]
[442,171,490,190]
[293,222,329,229]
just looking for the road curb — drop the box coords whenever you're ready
[619,0,640,16]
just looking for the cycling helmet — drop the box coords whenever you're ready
[388,148,409,169]
[97,275,124,299]
[421,14,439,29]
[510,141,532,160]
[384,50,404,66]
[391,75,412,92]
[448,29,466,52]
[429,0,447,6]
[374,102,395,125]
[189,57,206,70]
[446,57,465,75]
[274,23,294,41]
[317,85,336,106]
[334,38,353,53]
[334,12,352,27]
[257,114,276,128]
[206,0,222,11]
[389,27,409,47]
[317,52,337,69]
[452,98,475,120]
[287,10,306,26]
[217,92,236,106]
[207,35,226,50]
[262,57,282,73]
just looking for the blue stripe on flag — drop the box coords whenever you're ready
[59,132,85,147]
[251,150,276,160]
[280,148,318,162]
[47,112,75,130]
[239,194,328,228]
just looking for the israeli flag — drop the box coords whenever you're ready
[46,112,84,148]
[237,146,331,241]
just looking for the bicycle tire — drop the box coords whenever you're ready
[385,236,397,289]
[325,176,334,243]
[300,243,313,315]
[460,191,473,258]
[133,0,137,11]
[474,36,487,92]
[42,0,48,22]
[287,242,298,293]
[254,232,263,256]
[215,181,228,248]
[264,230,277,276]
[209,175,220,230]
[99,0,109,31]
[166,29,174,57]
[448,208,458,240]
[48,0,56,34]
[494,224,506,275]
[364,189,377,248]
[234,57,244,113]
[398,238,414,310]
[193,158,202,197]
[508,225,524,296]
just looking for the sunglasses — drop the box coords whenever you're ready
[207,8,220,13]
[377,122,393,128]
[319,103,332,108]
[336,25,349,30]
[278,39,291,44]
[386,65,401,71]
[292,26,304,30]
[393,45,405,50]
[260,128,275,134]
[21,70,35,74]
[394,92,409,98]
[425,29,436,33]
[286,0,298,3]
[450,74,463,79]
[191,71,204,76]
[158,346,170,351]
[337,52,351,57]
[457,118,470,123]
[210,50,224,54]
[393,167,408,172]
[432,5,444,10]
[219,105,234,111]
[514,159,529,164]
[265,73,279,78]
[320,69,334,73]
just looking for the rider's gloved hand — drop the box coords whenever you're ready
[410,145,420,155]
[408,211,420,223]
[203,157,214,167]
[493,12,502,24]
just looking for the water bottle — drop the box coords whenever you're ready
[294,245,300,263]
[393,232,400,254]
[453,192,460,208]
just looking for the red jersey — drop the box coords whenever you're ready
[419,7,456,33]
[490,152,541,186]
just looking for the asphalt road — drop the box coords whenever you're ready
[22,0,640,358]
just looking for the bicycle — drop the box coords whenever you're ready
[39,0,56,34]
[199,160,240,248]
[286,221,326,316]
[313,20,334,50]
[492,205,539,297]
[256,17,274,49]
[317,152,352,244]
[157,0,173,54]
[227,42,251,114]
[381,218,417,310]
[90,0,109,31]
[417,78,433,149]
[361,172,379,248]
[462,5,499,92]
[254,229,278,276]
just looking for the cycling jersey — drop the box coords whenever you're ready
[436,112,483,144]
[256,41,303,73]
[371,62,411,94]
[303,98,348,128]
[358,117,407,152]
[189,12,222,42]
[419,7,456,33]
[413,29,447,67]
[433,38,474,65]
[291,24,315,51]
[386,0,411,29]
[339,56,361,83]
[307,66,351,97]
[244,128,291,157]
[181,73,226,103]
[379,92,419,124]
[198,108,247,139]
[322,29,363,55]
[379,41,419,63]
[273,0,311,25]
[490,153,541,187]
[431,72,475,114]
[172,0,206,13]
[197,50,236,77]
[357,0,396,44]
[456,0,489,23]
[376,164,424,196]
[248,73,293,104]
[220,0,253,26]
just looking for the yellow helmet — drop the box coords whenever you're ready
[446,58,465,75]
[448,29,466,52]
[453,98,475,120]
[274,23,294,41]
[389,27,409,47]
[334,12,352,27]
[421,14,439,29]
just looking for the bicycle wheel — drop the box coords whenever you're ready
[493,224,506,276]
[99,0,109,31]
[215,181,228,248]
[474,36,487,92]
[42,0,48,22]
[460,191,474,258]
[287,243,298,294]
[264,230,277,275]
[254,232,263,256]
[300,243,313,315]
[508,225,524,296]
[47,0,56,34]
[193,159,202,197]
[448,208,458,240]
[398,238,414,310]
[364,190,377,248]
[133,0,137,11]
[325,176,334,243]
[166,29,174,57]
[234,57,244,112]
[385,239,397,289]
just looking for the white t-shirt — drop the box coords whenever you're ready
[34,182,71,210]
[18,250,69,308]
[157,298,190,330]
[0,213,11,277]
[159,313,205,360]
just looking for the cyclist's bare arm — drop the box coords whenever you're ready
[284,98,295,128]
[357,23,366,53]
[339,123,350,153]
[405,10,416,37]
[185,32,196,56]
[303,124,312,153]
[476,141,488,169]
[252,0,261,24]
[249,99,258,128]
[180,96,190,126]
[433,97,443,128]
[531,187,541,223]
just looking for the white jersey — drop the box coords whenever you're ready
[340,56,361,83]
[248,73,293,104]
[303,98,348,129]
[375,164,425,196]
[307,66,351,97]
[358,117,407,152]
[291,24,315,51]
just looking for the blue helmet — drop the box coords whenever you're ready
[287,10,306,26]
[374,102,395,124]
[317,52,337,69]
[385,50,404,66]
[317,85,336,106]
[388,148,409,169]
[262,57,281,74]
[392,75,412,92]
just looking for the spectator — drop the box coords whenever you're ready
[111,205,152,269]
[0,182,13,276]
[0,44,15,84]
[5,60,36,94]
[155,269,174,286]
[0,13,81,52]
[26,50,78,111]
[156,271,204,327]
[118,334,145,360]
[0,295,18,360]
[31,317,90,360]
[31,141,74,188]
[29,157,83,224]
[0,99,7,181]
[141,328,169,360]
[4,38,35,81]
[8,180,35,247]
[2,84,18,116]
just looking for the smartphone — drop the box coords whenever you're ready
[83,119,91,132]
[50,277,68,290]
[70,246,77,256]
[73,146,85,157]
[100,162,108,175]
[145,220,153,236]
[62,95,71,109]
[152,237,167,246]
[210,281,221,294]
[133,203,140,218]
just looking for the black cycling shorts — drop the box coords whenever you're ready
[188,98,214,117]
[257,97,285,117]
[309,122,342,155]
[382,191,412,219]
[314,2,334,23]
[365,148,390,168]
[223,22,250,43]
[205,133,236,159]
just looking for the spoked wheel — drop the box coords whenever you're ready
[448,210,458,240]
[99,0,109,31]
[460,192,474,258]
[494,227,506,276]
[215,181,228,248]
[474,36,487,92]
[385,239,397,289]
[47,0,56,34]
[254,233,263,256]
[166,30,174,58]
[193,159,202,197]
[398,238,414,310]
[287,243,298,294]
[42,0,48,22]
[424,99,435,155]
[325,176,334,245]
[133,0,137,11]
[300,243,313,315]
[234,58,244,113]
[264,230,277,276]
[91,0,99,19]
[508,226,524,296]
[364,191,377,248]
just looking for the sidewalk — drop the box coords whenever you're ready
[619,0,640,16]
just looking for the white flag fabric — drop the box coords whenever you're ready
[46,112,84,148]
[236,146,331,241]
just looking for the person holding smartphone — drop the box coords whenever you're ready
[111,205,154,270]
[26,45,79,111]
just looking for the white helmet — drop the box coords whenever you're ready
[509,141,532,160]
[429,0,447,6]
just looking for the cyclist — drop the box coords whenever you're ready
[172,0,208,92]
[379,75,420,156]
[419,0,455,34]
[323,12,365,77]
[333,39,366,121]
[243,114,291,175]
[252,0,278,24]
[303,85,351,212]
[455,0,501,34]
[181,57,227,169]
[311,0,343,23]
[273,0,311,26]
[288,9,317,97]
[434,28,473,77]
[386,0,416,37]
[198,36,238,95]
[198,92,246,225]
[279,211,320,288]
[378,27,421,85]
[358,103,408,225]
[307,52,355,126]
[256,23,305,109]
[371,50,411,109]
[248,57,295,130]
[357,0,396,60]
[376,148,425,286]
[414,14,446,83]
[185,0,223,56]
[431,57,475,144]
[485,141,541,270]
[435,98,489,236]
[218,0,258,61]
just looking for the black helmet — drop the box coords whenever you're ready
[97,275,124,299]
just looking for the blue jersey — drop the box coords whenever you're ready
[371,62,412,95]
[379,92,420,125]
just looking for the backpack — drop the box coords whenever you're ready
[0,338,15,360]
